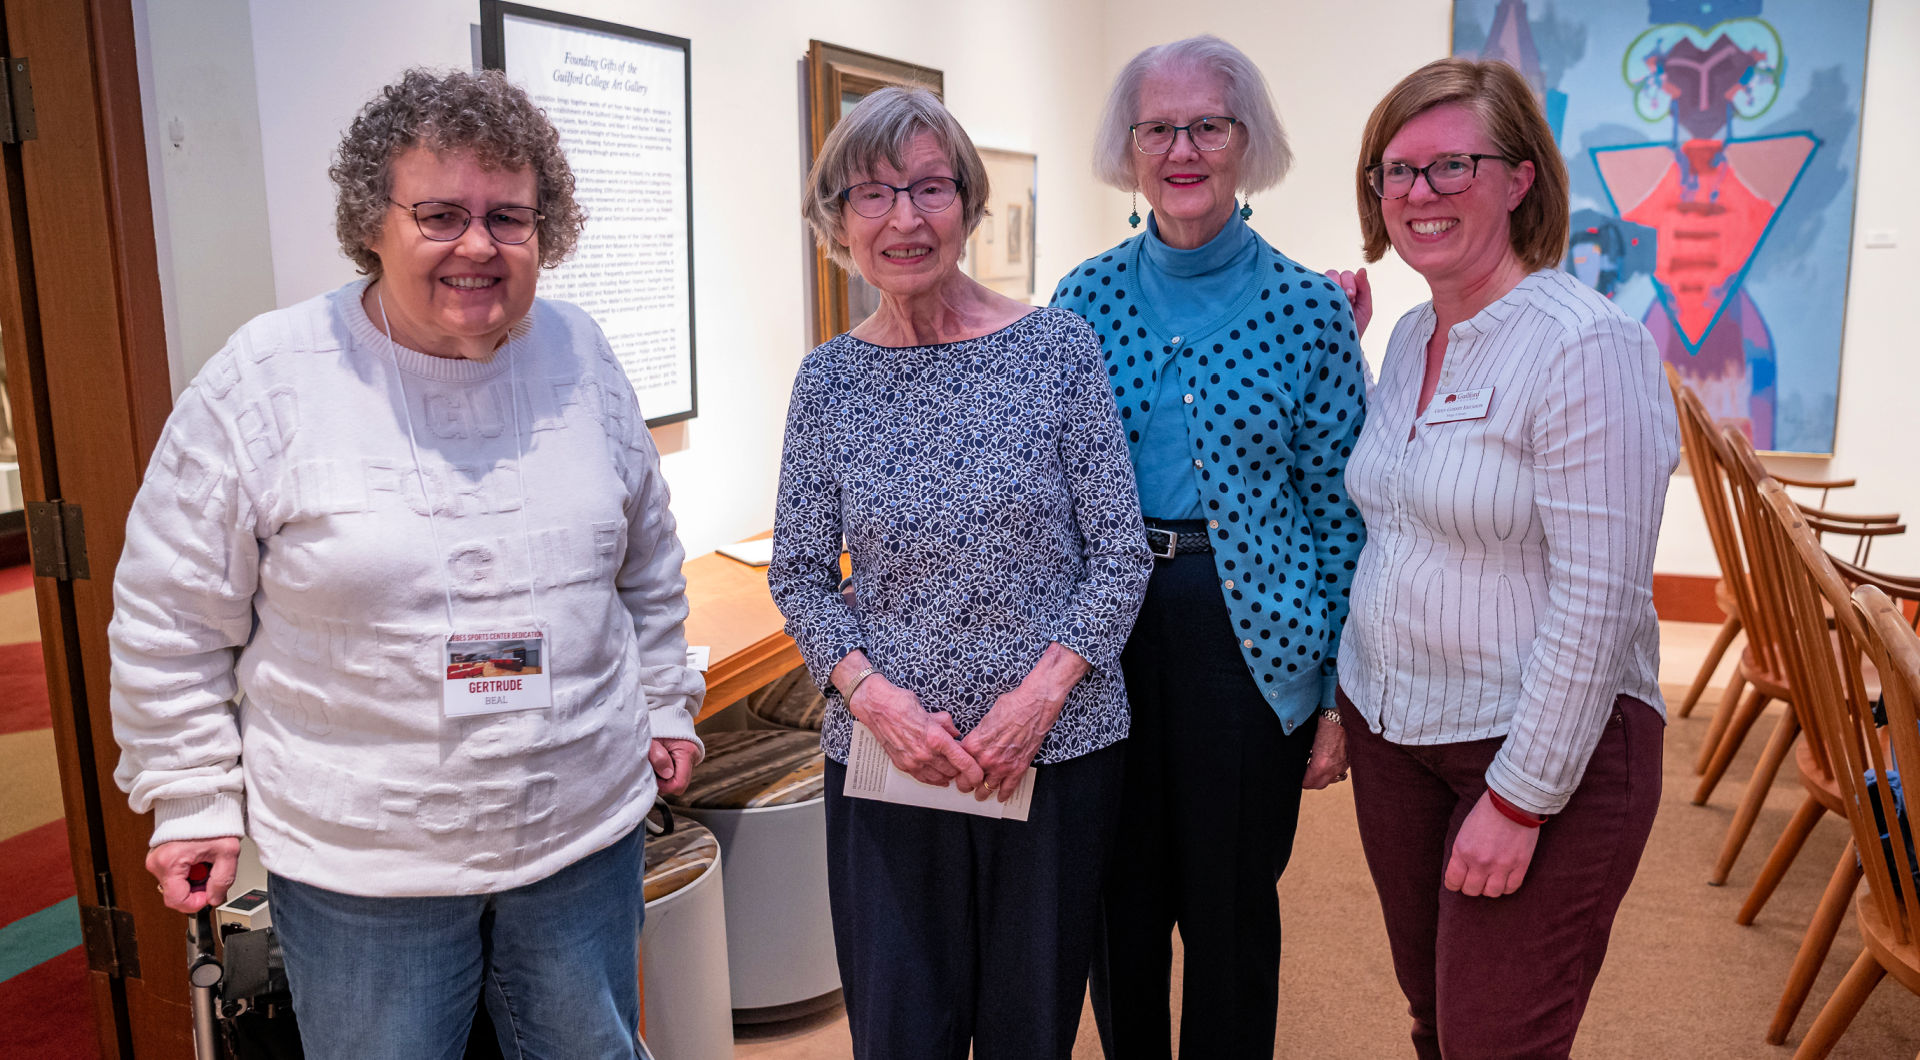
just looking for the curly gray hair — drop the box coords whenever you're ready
[802,86,988,272]
[329,68,585,276]
[1093,35,1292,194]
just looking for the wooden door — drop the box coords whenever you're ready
[0,0,187,1056]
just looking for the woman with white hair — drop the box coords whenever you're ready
[1049,35,1368,1058]
[772,86,1151,1058]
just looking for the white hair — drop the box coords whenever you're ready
[1092,35,1292,194]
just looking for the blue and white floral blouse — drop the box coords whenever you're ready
[1051,231,1367,731]
[769,309,1153,765]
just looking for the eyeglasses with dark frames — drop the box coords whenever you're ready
[1129,117,1239,155]
[1366,154,1516,199]
[839,176,963,219]
[390,200,544,244]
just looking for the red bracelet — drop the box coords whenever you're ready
[1486,788,1548,828]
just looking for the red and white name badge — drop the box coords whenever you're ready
[1422,386,1495,425]
[443,630,553,717]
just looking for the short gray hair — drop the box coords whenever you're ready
[802,86,988,271]
[1093,35,1292,194]
[329,68,586,277]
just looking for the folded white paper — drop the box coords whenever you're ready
[686,645,710,672]
[844,721,1033,821]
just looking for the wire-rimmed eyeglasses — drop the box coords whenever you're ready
[1365,154,1515,199]
[839,176,963,219]
[1130,117,1239,155]
[390,199,544,244]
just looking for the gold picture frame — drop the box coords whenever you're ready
[805,41,943,344]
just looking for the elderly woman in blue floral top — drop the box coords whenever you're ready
[770,87,1151,1060]
[1050,35,1368,1059]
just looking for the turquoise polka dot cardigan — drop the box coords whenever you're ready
[1050,233,1368,730]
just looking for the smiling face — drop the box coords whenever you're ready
[1130,66,1246,248]
[1379,102,1534,288]
[365,147,540,359]
[837,132,968,301]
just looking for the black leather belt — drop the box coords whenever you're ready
[1144,520,1212,559]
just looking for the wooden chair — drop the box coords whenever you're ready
[1791,584,1920,1059]
[1666,368,1749,724]
[1669,378,1897,769]
[1752,485,1906,1041]
[1694,426,1903,812]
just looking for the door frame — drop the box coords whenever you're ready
[0,0,188,1055]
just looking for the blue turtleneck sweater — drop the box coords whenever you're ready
[1135,209,1259,518]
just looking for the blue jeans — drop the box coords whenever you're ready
[269,827,644,1060]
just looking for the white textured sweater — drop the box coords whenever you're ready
[109,281,703,896]
[1337,270,1679,816]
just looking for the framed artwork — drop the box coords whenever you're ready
[805,41,944,343]
[1452,0,1874,455]
[481,2,697,426]
[968,149,1038,303]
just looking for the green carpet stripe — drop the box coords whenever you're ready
[0,896,81,984]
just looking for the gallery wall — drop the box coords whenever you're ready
[134,0,1119,556]
[134,1,1920,576]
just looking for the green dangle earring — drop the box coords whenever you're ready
[1240,195,1253,221]
[1128,189,1141,229]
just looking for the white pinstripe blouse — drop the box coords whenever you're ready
[1336,270,1680,815]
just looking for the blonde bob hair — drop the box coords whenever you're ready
[1355,58,1570,271]
[1092,35,1291,194]
[802,87,988,272]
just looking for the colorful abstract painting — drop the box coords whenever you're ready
[1453,0,1873,455]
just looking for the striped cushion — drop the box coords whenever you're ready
[744,666,827,731]
[668,730,824,809]
[642,817,719,903]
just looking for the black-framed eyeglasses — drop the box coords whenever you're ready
[390,199,544,244]
[1366,154,1515,199]
[1130,116,1239,155]
[839,176,963,219]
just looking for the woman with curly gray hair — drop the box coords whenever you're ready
[108,68,702,1058]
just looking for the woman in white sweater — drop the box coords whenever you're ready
[108,69,702,1058]
[1327,59,1679,1059]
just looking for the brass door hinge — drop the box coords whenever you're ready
[25,499,89,580]
[0,57,34,143]
[79,907,141,979]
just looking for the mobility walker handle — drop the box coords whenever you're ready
[185,862,224,1060]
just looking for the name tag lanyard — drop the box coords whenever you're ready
[377,291,554,716]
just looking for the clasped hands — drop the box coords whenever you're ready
[840,647,1082,804]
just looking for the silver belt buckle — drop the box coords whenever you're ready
[1146,526,1177,559]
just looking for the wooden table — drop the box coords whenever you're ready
[681,550,803,721]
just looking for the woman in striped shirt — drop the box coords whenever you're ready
[1327,58,1679,1059]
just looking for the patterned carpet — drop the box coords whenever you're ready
[0,563,98,1058]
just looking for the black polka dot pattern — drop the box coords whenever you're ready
[1050,235,1369,721]
[770,309,1154,765]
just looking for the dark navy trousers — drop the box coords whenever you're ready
[1091,549,1319,1059]
[823,739,1124,1060]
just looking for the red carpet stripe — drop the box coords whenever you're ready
[0,946,100,1060]
[0,819,78,926]
[0,564,31,595]
[0,640,52,735]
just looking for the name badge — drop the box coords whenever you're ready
[1423,386,1495,425]
[443,630,552,717]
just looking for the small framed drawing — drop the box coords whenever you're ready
[967,149,1037,304]
[805,41,943,343]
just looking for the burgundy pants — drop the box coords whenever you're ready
[1339,691,1663,1060]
